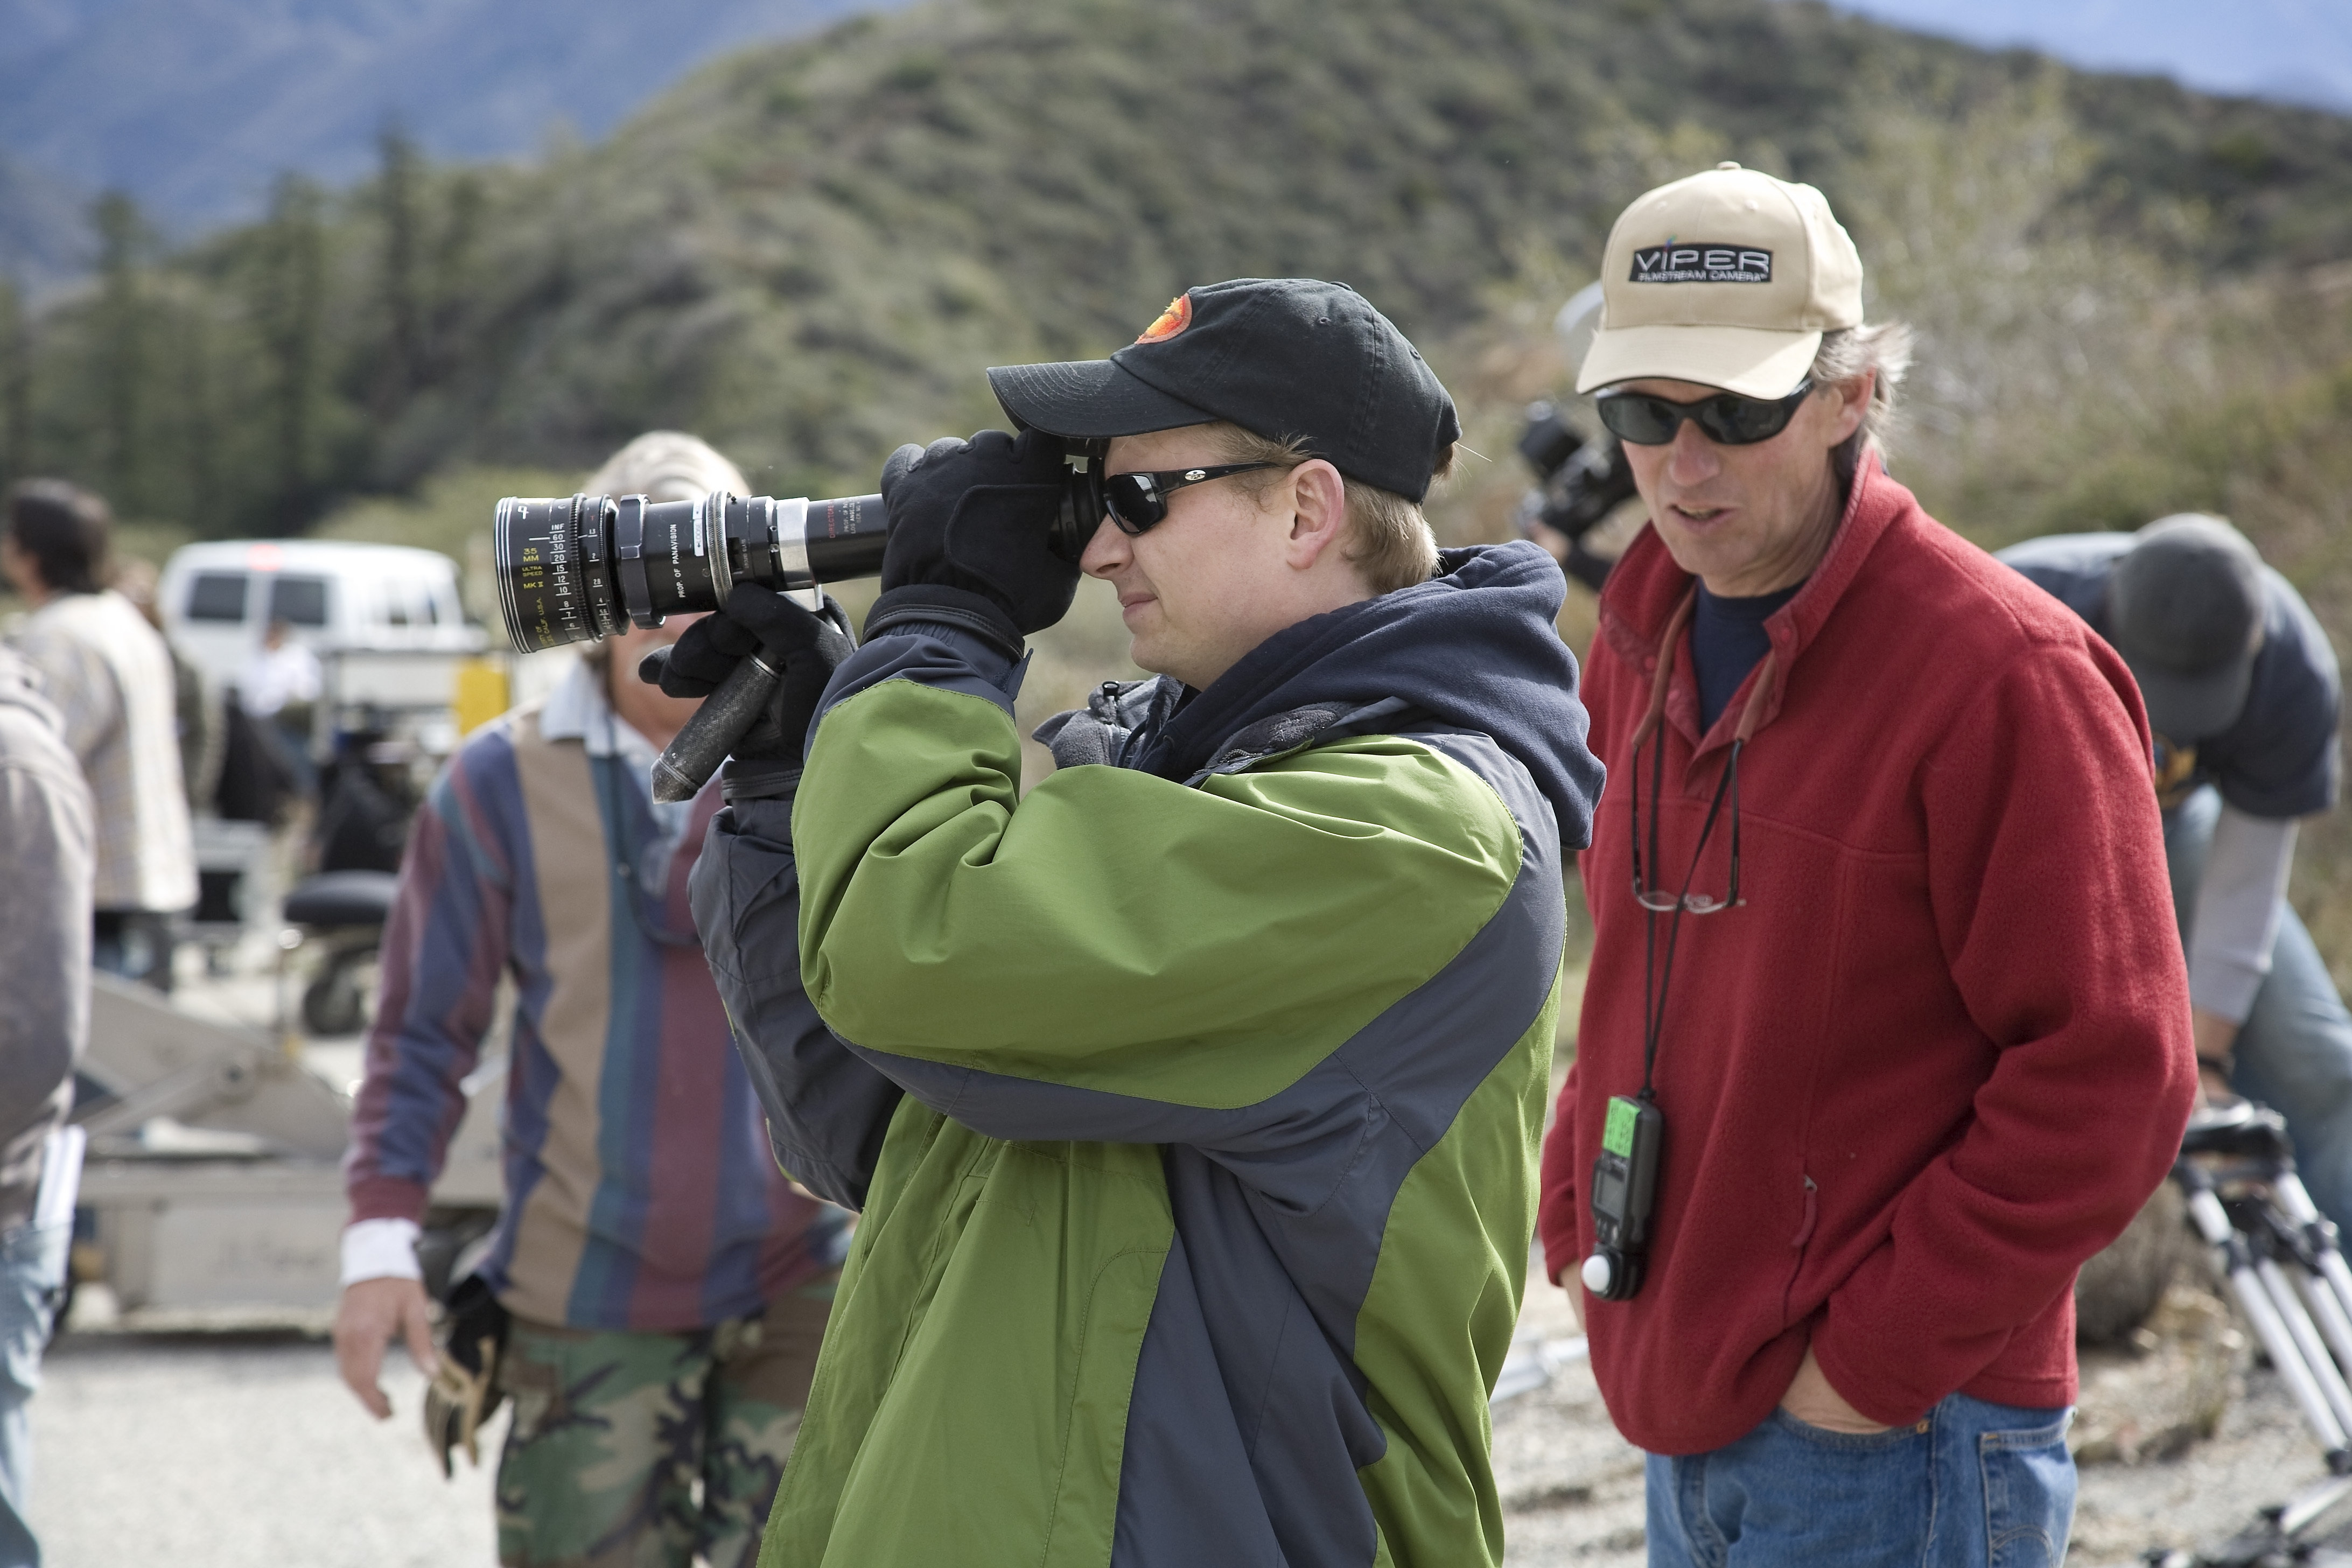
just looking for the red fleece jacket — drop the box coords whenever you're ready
[1538,462,2196,1455]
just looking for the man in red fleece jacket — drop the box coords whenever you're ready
[1537,165,2197,1565]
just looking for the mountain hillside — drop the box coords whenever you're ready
[6,0,2351,531]
[9,0,2352,969]
[0,0,904,243]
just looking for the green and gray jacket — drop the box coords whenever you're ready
[692,542,1602,1567]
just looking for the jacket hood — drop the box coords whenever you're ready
[1082,541,1602,849]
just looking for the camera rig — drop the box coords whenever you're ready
[1514,400,1637,595]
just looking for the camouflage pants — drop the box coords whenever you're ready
[495,1280,834,1568]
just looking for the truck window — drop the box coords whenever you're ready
[185,572,249,622]
[269,575,331,627]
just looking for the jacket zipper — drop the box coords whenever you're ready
[1791,1174,1817,1249]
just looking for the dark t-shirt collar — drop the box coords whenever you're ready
[1690,579,1803,733]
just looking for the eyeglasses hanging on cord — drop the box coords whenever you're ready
[1584,584,1775,1303]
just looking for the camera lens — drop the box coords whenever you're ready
[493,445,1101,655]
[493,488,896,653]
[494,494,624,654]
[620,496,731,625]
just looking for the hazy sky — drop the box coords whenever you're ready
[1823,0,2352,110]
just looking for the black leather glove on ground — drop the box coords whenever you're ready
[639,585,853,783]
[866,427,1080,653]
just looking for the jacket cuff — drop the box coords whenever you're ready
[347,1174,431,1227]
[721,759,802,804]
[864,586,1024,661]
[723,792,799,846]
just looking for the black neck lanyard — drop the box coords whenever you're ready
[1628,724,1744,1098]
[1623,585,1770,1100]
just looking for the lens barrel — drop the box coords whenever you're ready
[493,494,613,653]
[493,489,888,654]
[494,449,1100,655]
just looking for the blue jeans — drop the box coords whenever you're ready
[2165,786,2352,1230]
[1645,1394,2075,1567]
[0,1222,68,1568]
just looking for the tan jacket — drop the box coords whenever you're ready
[10,590,195,912]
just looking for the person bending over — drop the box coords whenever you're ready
[2004,516,2352,1223]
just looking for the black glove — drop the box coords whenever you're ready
[866,427,1080,653]
[640,585,854,774]
[424,1272,509,1479]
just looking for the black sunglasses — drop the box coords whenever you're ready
[1101,463,1279,535]
[1595,380,1816,447]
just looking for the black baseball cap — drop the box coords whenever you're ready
[986,278,1461,502]
[2109,513,2267,740]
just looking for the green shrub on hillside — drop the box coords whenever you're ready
[4,0,2350,540]
[9,0,2352,986]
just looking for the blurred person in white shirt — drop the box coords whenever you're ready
[2,480,195,991]
[239,617,323,794]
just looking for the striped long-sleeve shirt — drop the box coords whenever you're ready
[345,661,841,1330]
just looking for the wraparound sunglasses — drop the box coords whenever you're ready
[1596,379,1816,447]
[1102,463,1279,535]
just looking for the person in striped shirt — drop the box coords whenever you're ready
[332,433,847,1568]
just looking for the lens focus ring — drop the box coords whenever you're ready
[494,495,603,653]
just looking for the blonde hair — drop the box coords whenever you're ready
[1201,423,1446,594]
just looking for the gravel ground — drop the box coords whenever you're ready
[23,1286,2335,1567]
[29,1328,502,1566]
[37,958,2332,1564]
[1490,1277,2343,1567]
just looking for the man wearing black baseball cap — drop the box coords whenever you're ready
[2005,515,2352,1226]
[662,277,1604,1566]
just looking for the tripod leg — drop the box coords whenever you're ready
[2323,1249,2352,1341]
[2258,1256,2352,1434]
[2241,1261,2352,1453]
[2294,1264,2352,1381]
[2185,1184,2352,1455]
[2271,1172,2352,1342]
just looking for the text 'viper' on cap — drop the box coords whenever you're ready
[1577,163,1865,401]
[2110,513,2267,741]
[986,278,1461,501]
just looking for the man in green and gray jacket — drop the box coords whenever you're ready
[670,278,1605,1566]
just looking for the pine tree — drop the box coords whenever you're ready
[255,173,326,535]
[377,123,424,411]
[431,170,485,381]
[92,191,150,513]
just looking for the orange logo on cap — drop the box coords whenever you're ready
[1136,293,1193,344]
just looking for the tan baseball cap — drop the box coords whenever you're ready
[1576,162,1865,400]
